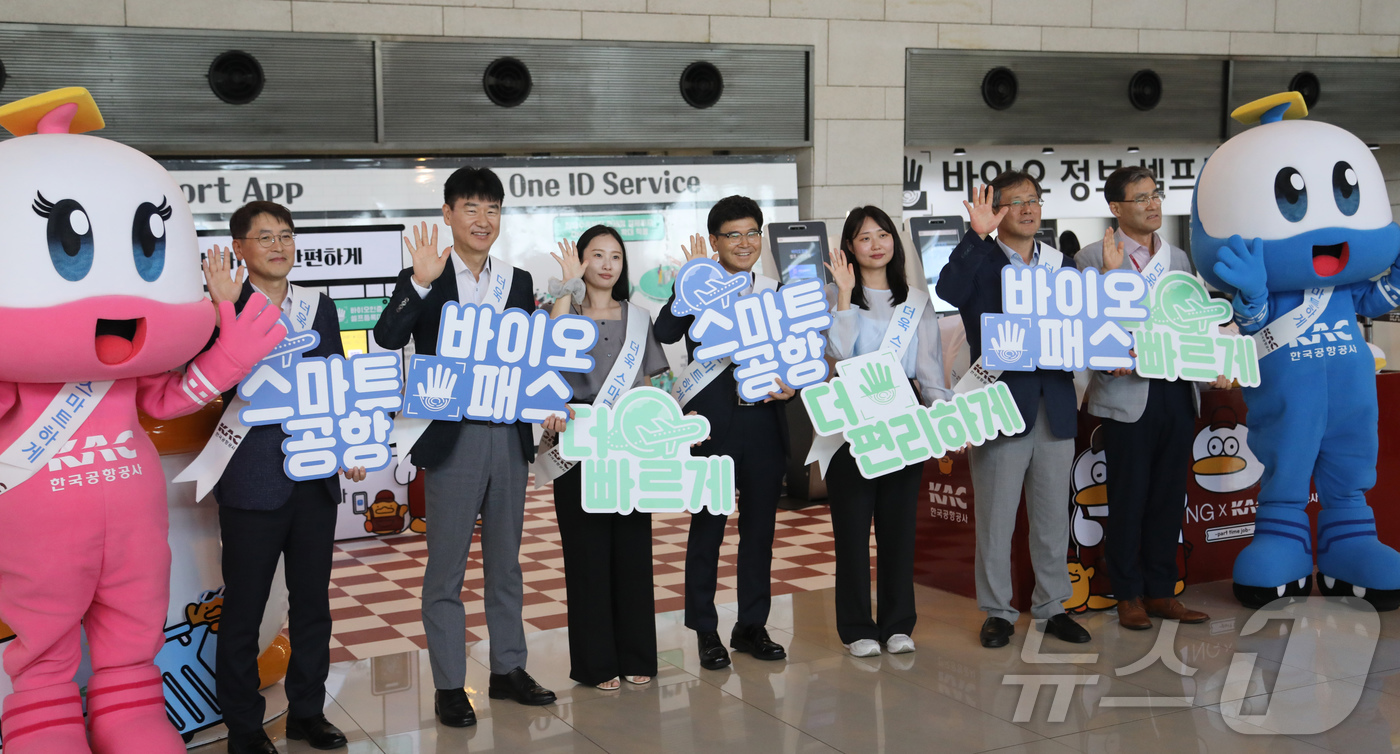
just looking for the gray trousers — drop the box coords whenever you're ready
[968,402,1074,622]
[422,422,528,686]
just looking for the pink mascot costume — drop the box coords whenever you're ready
[0,88,285,753]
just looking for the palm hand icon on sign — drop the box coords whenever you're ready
[991,320,1027,364]
[859,361,899,405]
[416,364,457,412]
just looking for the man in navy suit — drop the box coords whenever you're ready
[203,201,361,754]
[373,167,555,728]
[654,195,793,671]
[935,172,1090,649]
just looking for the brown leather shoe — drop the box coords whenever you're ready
[1143,597,1209,624]
[1116,597,1152,630]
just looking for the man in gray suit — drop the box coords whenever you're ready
[1076,166,1211,631]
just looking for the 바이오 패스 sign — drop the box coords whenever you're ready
[401,302,599,424]
[1134,271,1261,386]
[802,351,1026,479]
[238,319,405,481]
[670,258,833,402]
[557,386,735,515]
[981,266,1149,372]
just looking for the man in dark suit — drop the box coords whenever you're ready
[202,201,359,754]
[935,172,1090,650]
[654,195,793,671]
[372,167,554,728]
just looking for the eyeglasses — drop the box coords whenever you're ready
[1122,191,1166,206]
[717,230,764,241]
[242,232,296,248]
[995,198,1044,209]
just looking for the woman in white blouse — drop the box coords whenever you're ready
[824,205,952,658]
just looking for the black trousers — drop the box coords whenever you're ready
[825,445,922,644]
[685,405,786,632]
[553,465,658,686]
[216,481,337,735]
[1100,379,1195,601]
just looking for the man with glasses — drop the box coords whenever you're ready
[936,171,1090,649]
[374,167,555,728]
[202,201,358,753]
[655,195,793,670]
[1077,166,1210,630]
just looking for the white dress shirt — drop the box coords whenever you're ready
[411,253,495,305]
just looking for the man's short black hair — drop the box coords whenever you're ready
[707,195,763,236]
[444,167,505,208]
[1103,165,1158,203]
[230,200,293,240]
[989,170,1042,209]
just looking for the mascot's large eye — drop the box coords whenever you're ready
[1332,161,1360,216]
[1208,437,1224,456]
[1224,437,1239,455]
[131,199,171,282]
[1274,167,1308,222]
[32,192,95,281]
[1091,461,1107,484]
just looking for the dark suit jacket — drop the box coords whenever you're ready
[373,256,537,468]
[653,292,791,459]
[934,230,1078,440]
[214,281,343,511]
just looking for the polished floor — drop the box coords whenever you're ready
[199,579,1400,753]
[325,497,839,661]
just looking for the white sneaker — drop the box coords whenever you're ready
[885,634,916,654]
[845,639,881,657]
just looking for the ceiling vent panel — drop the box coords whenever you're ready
[1228,58,1400,142]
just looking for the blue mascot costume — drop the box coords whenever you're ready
[1191,91,1400,611]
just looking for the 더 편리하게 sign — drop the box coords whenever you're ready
[982,266,1150,372]
[401,302,598,423]
[238,320,405,481]
[670,258,833,402]
[801,351,1026,478]
[557,387,735,514]
[1134,271,1261,386]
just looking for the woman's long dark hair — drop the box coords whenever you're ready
[575,224,630,302]
[840,205,909,310]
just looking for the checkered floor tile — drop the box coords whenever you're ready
[326,482,838,662]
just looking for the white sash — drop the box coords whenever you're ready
[1253,286,1333,358]
[672,272,779,408]
[951,242,1062,396]
[391,260,516,465]
[173,285,321,499]
[1139,243,1172,291]
[532,301,650,486]
[0,380,115,495]
[807,289,931,475]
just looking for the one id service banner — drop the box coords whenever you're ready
[164,155,796,541]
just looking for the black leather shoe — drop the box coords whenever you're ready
[433,688,477,728]
[1044,613,1092,644]
[227,730,278,754]
[730,624,787,661]
[980,617,1014,648]
[488,667,557,706]
[697,630,731,670]
[286,713,348,749]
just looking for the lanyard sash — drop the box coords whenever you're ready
[533,301,650,486]
[0,381,116,495]
[174,285,321,499]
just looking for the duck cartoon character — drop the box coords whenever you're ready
[364,489,408,535]
[1192,91,1400,610]
[1065,426,1117,611]
[1190,406,1265,494]
[0,89,284,753]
